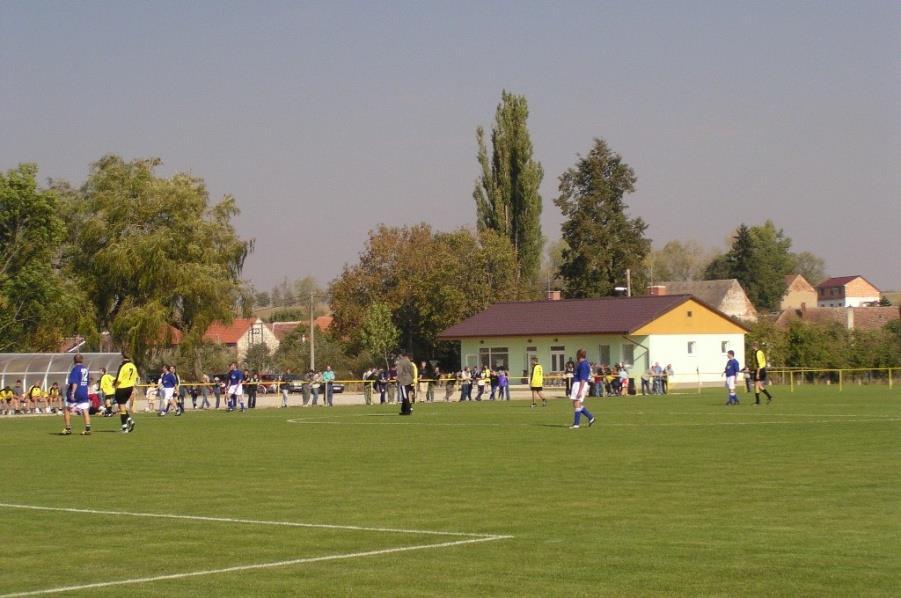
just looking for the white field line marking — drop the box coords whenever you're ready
[0,503,501,538]
[0,536,507,597]
[286,417,901,428]
[281,409,898,420]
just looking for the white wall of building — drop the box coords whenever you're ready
[817,296,880,308]
[648,333,745,386]
[236,319,280,361]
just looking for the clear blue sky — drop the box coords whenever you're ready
[2,1,899,291]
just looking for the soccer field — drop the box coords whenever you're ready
[1,387,899,597]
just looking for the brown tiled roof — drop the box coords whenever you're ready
[203,318,257,344]
[817,275,869,289]
[776,306,899,331]
[776,307,845,328]
[657,279,745,308]
[271,321,301,342]
[314,315,333,330]
[438,295,737,339]
[853,306,900,330]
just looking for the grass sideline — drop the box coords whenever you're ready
[1,386,899,596]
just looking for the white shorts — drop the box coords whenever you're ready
[570,381,589,401]
[228,384,243,396]
[162,387,175,401]
[725,375,736,392]
[65,400,90,412]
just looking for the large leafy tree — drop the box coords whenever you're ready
[789,251,827,286]
[0,164,89,350]
[244,342,273,373]
[273,325,371,377]
[554,138,651,298]
[704,221,793,311]
[329,225,518,364]
[647,240,715,282]
[473,90,544,286]
[360,302,400,368]
[64,155,252,366]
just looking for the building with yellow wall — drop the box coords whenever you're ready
[439,294,749,387]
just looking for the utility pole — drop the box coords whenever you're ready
[626,269,632,297]
[309,290,315,371]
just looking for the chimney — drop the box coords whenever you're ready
[647,285,667,296]
[546,290,561,301]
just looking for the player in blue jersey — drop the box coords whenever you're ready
[158,366,179,416]
[724,350,741,406]
[62,353,92,435]
[569,349,596,429]
[227,362,246,413]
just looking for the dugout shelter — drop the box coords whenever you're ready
[0,353,124,391]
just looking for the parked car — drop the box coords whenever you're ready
[285,376,305,393]
[258,374,281,393]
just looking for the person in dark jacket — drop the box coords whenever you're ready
[396,353,414,416]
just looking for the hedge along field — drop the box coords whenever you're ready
[0,386,898,597]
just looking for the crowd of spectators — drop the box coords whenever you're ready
[1,379,63,415]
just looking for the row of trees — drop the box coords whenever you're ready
[326,90,842,364]
[0,157,252,374]
[329,225,519,364]
[250,276,326,313]
[2,91,872,376]
[467,91,829,310]
[747,318,900,370]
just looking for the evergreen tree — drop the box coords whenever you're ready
[473,90,544,285]
[705,221,793,311]
[554,138,650,298]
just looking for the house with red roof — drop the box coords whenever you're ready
[270,316,333,344]
[439,294,749,386]
[203,317,280,361]
[816,276,881,308]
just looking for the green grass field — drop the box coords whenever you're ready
[1,386,899,597]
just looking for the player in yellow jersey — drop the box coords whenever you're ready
[529,357,546,408]
[752,342,774,405]
[113,353,139,433]
[99,367,117,417]
[0,386,15,415]
[47,382,61,413]
[27,382,45,414]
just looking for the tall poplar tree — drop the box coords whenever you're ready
[473,90,544,285]
[554,138,650,298]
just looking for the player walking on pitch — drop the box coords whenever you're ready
[529,357,546,408]
[62,353,92,435]
[114,353,138,433]
[227,362,246,413]
[569,349,595,429]
[724,350,740,405]
[752,342,774,405]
